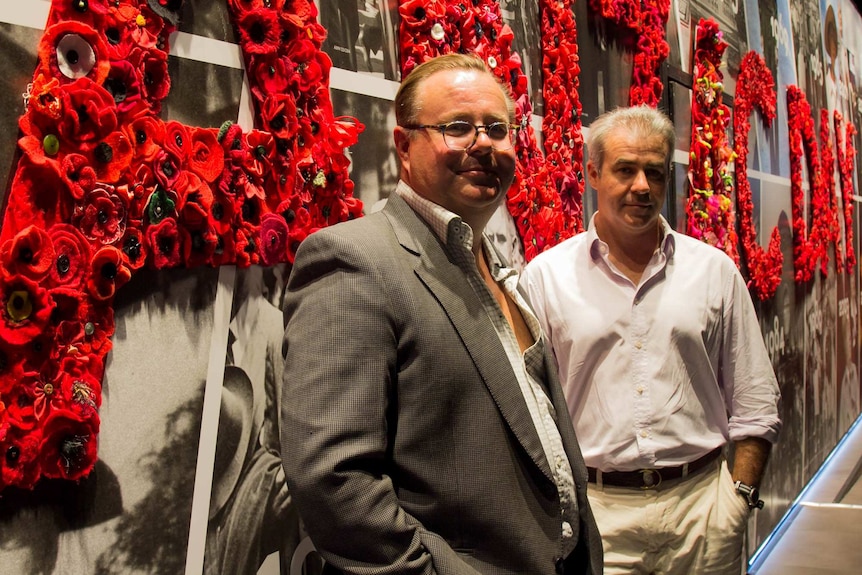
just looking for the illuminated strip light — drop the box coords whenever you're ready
[747,411,862,572]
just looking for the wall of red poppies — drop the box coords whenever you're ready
[0,0,860,571]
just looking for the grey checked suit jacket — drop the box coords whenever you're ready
[281,191,602,575]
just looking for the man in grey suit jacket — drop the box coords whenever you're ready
[281,53,602,575]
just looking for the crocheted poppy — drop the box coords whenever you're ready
[74,185,128,245]
[87,246,131,301]
[0,225,55,282]
[238,7,281,56]
[146,217,183,269]
[0,274,56,346]
[188,127,224,183]
[39,407,99,481]
[125,113,165,164]
[0,425,43,490]
[259,212,289,266]
[119,225,147,271]
[38,20,110,85]
[89,130,133,183]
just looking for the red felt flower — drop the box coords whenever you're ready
[249,54,292,101]
[146,217,183,269]
[88,130,134,183]
[181,224,218,268]
[238,7,281,55]
[38,21,111,86]
[163,120,191,164]
[73,185,128,245]
[235,223,261,267]
[119,225,147,271]
[0,425,43,490]
[259,212,289,265]
[59,153,97,200]
[48,223,92,289]
[125,114,165,164]
[39,407,99,481]
[0,225,55,282]
[87,246,131,301]
[260,93,299,140]
[76,298,114,355]
[0,275,56,347]
[139,48,170,104]
[188,127,225,183]
[59,77,118,145]
[104,58,143,116]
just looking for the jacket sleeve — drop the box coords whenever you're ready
[280,227,483,575]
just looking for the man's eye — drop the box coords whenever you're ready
[444,122,473,137]
[487,123,510,139]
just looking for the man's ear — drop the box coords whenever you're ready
[586,160,598,187]
[394,126,411,173]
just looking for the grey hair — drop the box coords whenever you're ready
[586,106,675,172]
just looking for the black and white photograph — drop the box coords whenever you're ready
[500,0,543,115]
[204,265,309,575]
[331,88,399,211]
[318,0,400,81]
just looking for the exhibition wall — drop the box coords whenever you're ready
[0,0,860,572]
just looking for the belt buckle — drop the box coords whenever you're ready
[639,468,662,489]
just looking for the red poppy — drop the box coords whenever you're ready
[88,130,134,183]
[104,58,143,116]
[249,54,291,101]
[181,224,218,268]
[58,153,97,201]
[0,424,43,490]
[209,191,238,236]
[119,225,147,270]
[87,246,131,301]
[39,407,99,481]
[146,217,183,269]
[238,7,281,56]
[163,120,191,164]
[0,275,56,346]
[188,127,225,183]
[76,298,114,355]
[0,225,55,282]
[38,21,110,86]
[127,4,165,50]
[139,49,170,105]
[73,185,128,245]
[58,77,118,145]
[260,93,299,140]
[210,224,237,267]
[259,212,289,265]
[125,114,165,164]
[234,223,261,267]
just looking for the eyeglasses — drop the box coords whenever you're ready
[405,121,519,151]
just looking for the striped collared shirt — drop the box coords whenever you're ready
[395,180,578,557]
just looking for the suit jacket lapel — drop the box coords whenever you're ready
[383,194,554,482]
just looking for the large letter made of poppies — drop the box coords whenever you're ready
[0,0,363,493]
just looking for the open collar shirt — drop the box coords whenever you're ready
[521,214,781,472]
[396,180,579,555]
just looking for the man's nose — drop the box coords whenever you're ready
[468,128,494,154]
[632,169,650,191]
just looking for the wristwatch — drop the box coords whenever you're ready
[734,481,764,510]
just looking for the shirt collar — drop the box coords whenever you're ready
[587,213,676,262]
[395,179,475,253]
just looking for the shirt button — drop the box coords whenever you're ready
[636,385,645,395]
[640,430,649,438]
[634,341,643,349]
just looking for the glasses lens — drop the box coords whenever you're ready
[486,123,511,141]
[441,121,474,149]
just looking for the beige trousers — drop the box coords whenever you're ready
[587,459,749,575]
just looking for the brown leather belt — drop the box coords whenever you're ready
[587,447,723,489]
